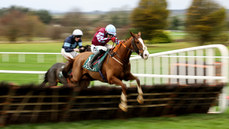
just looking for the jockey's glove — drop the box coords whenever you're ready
[111,37,116,42]
[111,37,119,44]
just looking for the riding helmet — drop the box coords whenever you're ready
[105,24,116,36]
[72,29,83,36]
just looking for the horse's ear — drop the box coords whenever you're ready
[130,31,135,38]
[138,32,141,36]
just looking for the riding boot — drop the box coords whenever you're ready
[88,50,104,69]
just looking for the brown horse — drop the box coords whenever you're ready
[63,32,149,111]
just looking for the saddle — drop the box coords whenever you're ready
[83,51,109,72]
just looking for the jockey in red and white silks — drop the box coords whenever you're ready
[91,25,119,53]
[88,24,119,68]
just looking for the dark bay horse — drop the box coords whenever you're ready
[40,63,67,87]
[63,32,149,111]
[40,45,91,87]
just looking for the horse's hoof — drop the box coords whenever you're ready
[137,95,144,104]
[119,103,128,112]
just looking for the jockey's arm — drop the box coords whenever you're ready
[63,42,74,52]
[111,37,119,44]
[74,42,83,52]
[78,42,85,51]
[96,32,109,43]
[78,42,83,48]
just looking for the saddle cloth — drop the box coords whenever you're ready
[83,51,109,72]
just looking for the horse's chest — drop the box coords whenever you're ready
[108,64,129,79]
[118,72,125,79]
[116,69,129,79]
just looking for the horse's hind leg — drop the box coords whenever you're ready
[58,76,68,86]
[48,80,57,87]
[40,81,47,87]
[79,80,90,89]
[47,70,58,86]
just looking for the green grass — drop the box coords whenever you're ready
[168,30,187,40]
[147,42,198,53]
[2,110,229,129]
[0,42,63,52]
[0,42,64,84]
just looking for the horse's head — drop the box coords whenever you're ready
[130,32,149,59]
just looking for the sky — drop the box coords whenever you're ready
[0,0,229,13]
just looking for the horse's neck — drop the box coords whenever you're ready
[116,38,133,63]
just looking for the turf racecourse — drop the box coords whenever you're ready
[0,42,229,128]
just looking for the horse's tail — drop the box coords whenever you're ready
[62,57,74,78]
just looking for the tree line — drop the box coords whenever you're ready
[0,0,228,45]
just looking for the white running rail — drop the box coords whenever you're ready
[130,44,228,85]
[129,44,229,113]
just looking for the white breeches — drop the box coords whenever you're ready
[61,48,79,59]
[91,44,113,54]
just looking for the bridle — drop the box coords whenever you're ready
[113,37,142,53]
[110,37,144,65]
[131,38,140,54]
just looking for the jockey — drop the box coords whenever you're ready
[61,29,83,59]
[88,24,119,68]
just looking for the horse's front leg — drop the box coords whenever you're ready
[108,76,128,112]
[126,73,144,104]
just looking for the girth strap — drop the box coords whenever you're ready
[99,70,107,82]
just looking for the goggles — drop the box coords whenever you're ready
[107,33,114,37]
[75,35,82,38]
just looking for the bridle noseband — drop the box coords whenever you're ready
[131,38,140,54]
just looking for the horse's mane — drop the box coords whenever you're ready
[112,36,132,53]
[125,37,132,42]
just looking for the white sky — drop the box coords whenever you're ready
[0,0,229,12]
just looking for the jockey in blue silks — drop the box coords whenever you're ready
[61,29,83,59]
